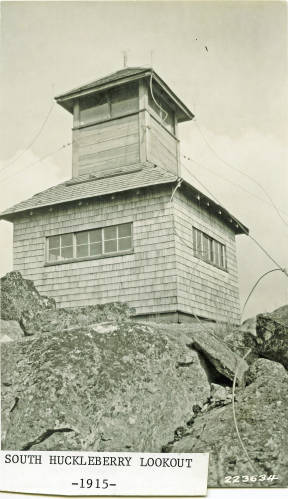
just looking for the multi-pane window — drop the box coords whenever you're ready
[79,83,139,126]
[47,223,133,263]
[192,227,227,270]
[47,233,74,261]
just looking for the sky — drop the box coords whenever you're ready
[0,0,287,320]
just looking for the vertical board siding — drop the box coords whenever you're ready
[173,190,241,324]
[147,116,178,175]
[13,188,178,315]
[73,114,140,176]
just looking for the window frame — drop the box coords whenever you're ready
[45,223,133,265]
[148,86,175,134]
[78,82,139,127]
[192,227,227,271]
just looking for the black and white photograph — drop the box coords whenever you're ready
[0,1,287,497]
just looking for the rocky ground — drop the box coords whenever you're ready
[1,272,287,488]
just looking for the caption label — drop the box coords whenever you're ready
[0,451,209,496]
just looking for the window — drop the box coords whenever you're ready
[47,223,133,263]
[110,83,138,118]
[47,233,74,262]
[79,83,139,126]
[192,227,227,270]
[79,92,110,125]
[148,88,175,133]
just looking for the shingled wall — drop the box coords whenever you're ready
[12,184,241,322]
[12,186,177,316]
[173,189,241,324]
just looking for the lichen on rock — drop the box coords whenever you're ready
[1,322,211,452]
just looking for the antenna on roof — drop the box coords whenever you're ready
[150,50,154,68]
[122,51,128,68]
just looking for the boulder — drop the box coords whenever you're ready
[154,323,248,384]
[191,331,248,383]
[0,271,55,324]
[271,304,288,322]
[0,271,134,336]
[0,319,24,343]
[1,322,210,452]
[210,383,232,405]
[255,313,288,369]
[20,302,134,336]
[168,358,288,487]
[223,327,258,363]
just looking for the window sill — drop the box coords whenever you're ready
[194,255,228,273]
[44,249,134,267]
[73,110,141,131]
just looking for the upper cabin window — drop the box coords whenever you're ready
[47,223,133,264]
[79,92,110,126]
[110,83,138,118]
[148,88,175,134]
[79,83,139,126]
[192,227,227,270]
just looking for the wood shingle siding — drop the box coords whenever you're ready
[12,184,242,323]
[173,189,241,323]
[13,188,178,314]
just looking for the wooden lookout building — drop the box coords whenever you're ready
[0,67,248,324]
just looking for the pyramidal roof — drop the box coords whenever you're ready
[0,162,248,235]
[55,67,149,99]
[55,66,194,122]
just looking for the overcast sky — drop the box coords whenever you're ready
[0,1,287,319]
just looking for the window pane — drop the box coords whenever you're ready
[61,233,73,247]
[89,229,102,243]
[104,239,117,253]
[49,235,60,249]
[76,232,88,245]
[104,226,117,240]
[196,230,202,256]
[110,83,138,118]
[76,245,89,258]
[118,223,131,238]
[193,228,197,254]
[49,247,60,260]
[118,237,132,251]
[148,90,174,133]
[208,238,213,263]
[80,92,109,125]
[214,242,220,266]
[61,246,73,259]
[202,235,209,261]
[220,245,225,268]
[90,242,102,256]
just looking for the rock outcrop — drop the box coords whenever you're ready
[168,358,288,488]
[0,271,55,325]
[1,323,211,452]
[0,272,134,336]
[1,272,287,488]
[223,308,288,370]
[255,313,288,369]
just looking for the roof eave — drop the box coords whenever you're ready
[1,179,249,236]
[55,68,194,122]
[0,178,176,221]
[55,69,152,113]
[181,179,249,235]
